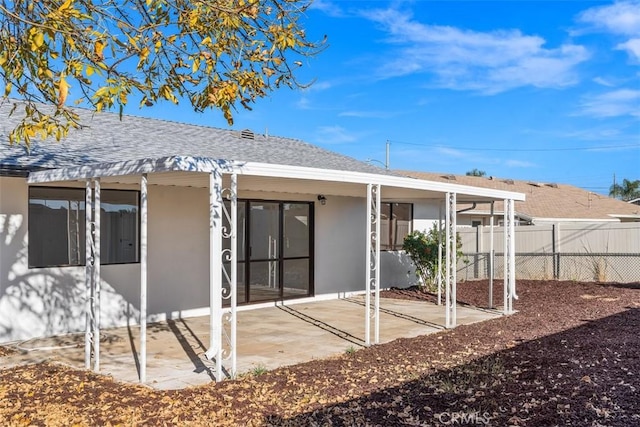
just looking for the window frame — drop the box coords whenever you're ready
[28,186,141,268]
[381,202,413,251]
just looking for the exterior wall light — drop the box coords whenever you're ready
[317,195,327,205]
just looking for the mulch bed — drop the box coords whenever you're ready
[1,279,639,426]
[0,346,15,357]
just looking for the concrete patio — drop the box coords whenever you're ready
[1,296,501,389]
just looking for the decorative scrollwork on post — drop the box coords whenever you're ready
[445,192,457,329]
[365,183,381,345]
[503,198,517,315]
[219,173,238,378]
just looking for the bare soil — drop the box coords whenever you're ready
[1,279,639,426]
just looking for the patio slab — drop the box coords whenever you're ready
[1,297,501,390]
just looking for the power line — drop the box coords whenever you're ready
[389,140,640,152]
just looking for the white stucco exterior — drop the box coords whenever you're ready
[1,156,524,344]
[1,177,433,342]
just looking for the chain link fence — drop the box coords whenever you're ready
[458,252,640,283]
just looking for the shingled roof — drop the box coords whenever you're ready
[0,100,391,176]
[400,171,640,222]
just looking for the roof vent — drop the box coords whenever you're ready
[442,174,456,181]
[503,179,514,185]
[239,129,255,140]
[545,183,558,188]
[528,182,542,187]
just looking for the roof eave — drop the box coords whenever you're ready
[27,155,527,201]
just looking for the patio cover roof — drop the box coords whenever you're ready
[27,155,526,203]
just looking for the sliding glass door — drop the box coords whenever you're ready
[248,202,281,302]
[223,200,313,305]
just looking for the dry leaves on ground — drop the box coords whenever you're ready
[1,280,639,426]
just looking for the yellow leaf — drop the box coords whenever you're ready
[4,82,11,96]
[58,76,69,106]
[94,40,106,60]
[31,31,44,51]
[58,0,72,12]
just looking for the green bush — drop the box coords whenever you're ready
[402,223,462,292]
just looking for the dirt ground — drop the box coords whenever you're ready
[1,279,639,426]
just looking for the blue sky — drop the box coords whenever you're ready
[136,0,639,194]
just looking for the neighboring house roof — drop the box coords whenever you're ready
[0,100,392,176]
[400,171,640,222]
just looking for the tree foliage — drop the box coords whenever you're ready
[466,168,487,177]
[609,178,640,202]
[0,0,324,145]
[402,223,463,292]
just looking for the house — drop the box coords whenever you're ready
[400,171,640,225]
[0,100,525,381]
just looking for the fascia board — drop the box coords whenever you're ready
[27,155,526,201]
[27,156,223,183]
[234,162,526,201]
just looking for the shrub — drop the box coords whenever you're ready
[402,223,462,292]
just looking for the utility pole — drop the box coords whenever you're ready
[385,140,390,170]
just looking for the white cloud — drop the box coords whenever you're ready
[577,0,640,36]
[593,76,616,87]
[315,125,359,144]
[338,110,399,119]
[309,0,345,18]
[578,1,640,60]
[296,96,311,110]
[579,89,640,117]
[362,8,589,94]
[435,146,467,158]
[303,81,333,92]
[616,38,640,60]
[505,159,537,168]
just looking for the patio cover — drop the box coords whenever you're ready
[28,155,525,382]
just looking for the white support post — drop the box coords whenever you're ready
[445,193,451,328]
[445,192,457,328]
[230,173,238,378]
[140,174,148,383]
[219,173,238,379]
[208,171,223,381]
[508,199,517,313]
[503,199,509,315]
[84,179,93,369]
[437,202,443,306]
[373,184,381,344]
[364,184,372,346]
[93,178,101,371]
[489,201,494,309]
[451,192,457,327]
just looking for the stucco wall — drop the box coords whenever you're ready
[0,177,443,342]
[0,180,375,342]
[314,196,366,294]
[0,177,145,342]
[0,179,210,342]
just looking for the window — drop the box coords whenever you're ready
[29,187,139,267]
[380,202,413,250]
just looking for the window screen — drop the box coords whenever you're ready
[28,187,139,267]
